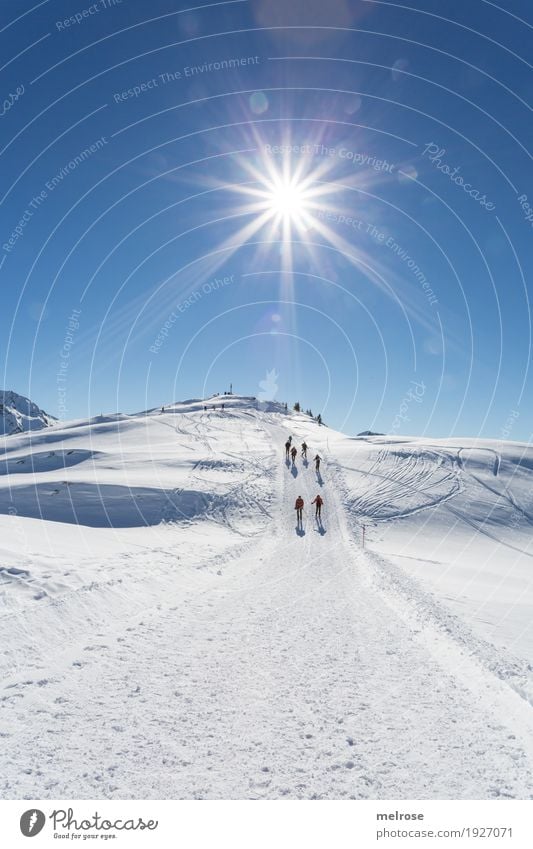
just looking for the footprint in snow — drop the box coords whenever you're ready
[3,567,30,576]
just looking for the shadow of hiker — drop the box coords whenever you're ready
[316,471,323,486]
[291,463,298,478]
[285,457,290,468]
[315,519,326,535]
[296,524,305,536]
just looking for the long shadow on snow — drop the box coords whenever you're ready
[0,483,226,528]
[0,449,98,475]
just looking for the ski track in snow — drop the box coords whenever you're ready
[1,404,533,799]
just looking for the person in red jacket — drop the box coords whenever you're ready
[295,495,304,524]
[312,494,323,519]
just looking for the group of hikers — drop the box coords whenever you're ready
[284,437,321,471]
[294,493,323,525]
[284,436,324,528]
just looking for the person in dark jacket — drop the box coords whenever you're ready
[295,496,304,524]
[312,494,323,519]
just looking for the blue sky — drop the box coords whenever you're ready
[1,0,532,439]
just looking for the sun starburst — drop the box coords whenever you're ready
[266,177,309,222]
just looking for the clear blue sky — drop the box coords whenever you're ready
[1,0,532,440]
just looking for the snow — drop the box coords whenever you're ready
[0,395,532,799]
[0,390,55,436]
[328,433,533,669]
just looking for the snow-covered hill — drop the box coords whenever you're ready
[1,395,533,799]
[0,390,55,435]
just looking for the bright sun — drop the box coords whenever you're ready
[227,141,348,245]
[267,179,308,220]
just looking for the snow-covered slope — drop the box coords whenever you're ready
[0,390,55,435]
[329,433,533,668]
[1,396,533,799]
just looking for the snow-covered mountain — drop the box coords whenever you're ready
[0,390,55,435]
[1,395,533,800]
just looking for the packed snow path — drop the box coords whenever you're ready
[2,405,533,799]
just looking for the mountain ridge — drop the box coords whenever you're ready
[0,389,56,436]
